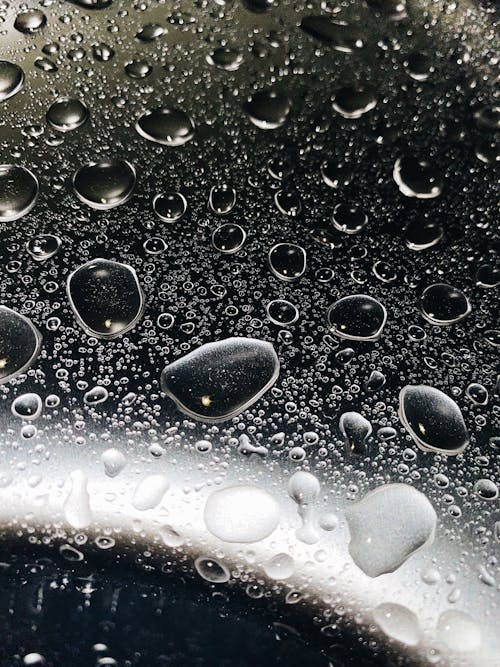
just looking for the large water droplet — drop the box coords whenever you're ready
[161,337,279,422]
[26,234,61,261]
[0,165,39,222]
[46,97,89,132]
[206,47,243,71]
[11,393,42,420]
[436,610,481,652]
[204,485,280,542]
[132,474,170,510]
[135,107,195,146]
[399,385,469,455]
[212,223,246,254]
[153,191,187,222]
[332,204,368,234]
[339,412,372,455]
[327,294,387,341]
[404,219,443,250]
[393,156,443,198]
[209,184,236,214]
[332,87,377,119]
[346,484,436,577]
[14,9,47,34]
[0,306,42,384]
[373,603,421,646]
[67,258,144,339]
[268,243,307,281]
[300,16,364,52]
[420,283,471,325]
[0,61,24,102]
[245,88,291,129]
[194,556,230,583]
[73,160,136,209]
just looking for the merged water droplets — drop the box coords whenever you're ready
[393,156,443,198]
[0,61,24,102]
[67,259,144,339]
[0,165,39,222]
[204,485,280,542]
[135,107,195,146]
[399,385,469,455]
[46,98,89,132]
[346,484,436,577]
[327,295,387,341]
[420,284,471,325]
[245,88,291,129]
[160,337,279,422]
[0,306,42,384]
[73,160,136,209]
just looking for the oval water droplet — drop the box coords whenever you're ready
[206,47,243,71]
[132,474,170,510]
[268,243,307,281]
[67,258,144,339]
[332,203,368,234]
[194,556,230,583]
[0,306,42,384]
[204,485,280,543]
[399,385,469,455]
[327,294,387,341]
[26,234,61,261]
[266,299,299,326]
[420,283,471,325]
[14,9,47,34]
[73,160,136,209]
[0,165,39,222]
[161,337,279,422]
[0,61,24,102]
[135,107,195,146]
[209,184,236,214]
[46,97,89,132]
[11,393,43,420]
[404,219,443,250]
[245,88,291,129]
[373,603,421,646]
[332,87,377,119]
[393,156,443,198]
[300,16,364,52]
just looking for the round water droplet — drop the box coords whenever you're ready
[11,393,42,420]
[0,306,42,384]
[194,556,230,583]
[436,611,481,652]
[153,191,187,222]
[473,478,498,501]
[209,184,236,214]
[135,107,195,146]
[204,485,280,543]
[161,337,279,422]
[14,9,47,34]
[475,263,500,288]
[0,61,24,102]
[332,87,377,118]
[393,156,443,198]
[399,385,469,455]
[332,203,367,234]
[327,294,387,341]
[46,97,89,132]
[373,603,421,646]
[268,243,307,281]
[206,47,243,71]
[0,165,39,222]
[212,223,246,254]
[405,219,443,250]
[245,88,291,129]
[73,160,136,209]
[404,52,433,80]
[274,189,301,217]
[266,299,299,326]
[101,448,126,478]
[263,553,294,580]
[420,283,470,325]
[125,60,152,79]
[26,234,61,261]
[67,258,144,339]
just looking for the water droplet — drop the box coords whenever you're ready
[0,61,24,102]
[339,412,372,455]
[332,204,368,234]
[268,243,307,281]
[194,556,230,583]
[11,393,42,420]
[436,610,481,652]
[136,24,165,42]
[245,88,291,129]
[473,478,498,501]
[14,9,47,34]
[132,474,170,511]
[399,385,469,455]
[327,294,387,341]
[393,156,443,198]
[26,234,61,261]
[404,52,434,81]
[373,603,421,646]
[288,471,321,544]
[46,97,89,132]
[346,484,436,577]
[206,47,243,71]
[64,470,93,529]
[84,385,109,405]
[135,107,195,146]
[300,16,364,52]
[101,448,126,478]
[209,184,236,214]
[405,219,443,250]
[332,87,377,118]
[420,284,470,325]
[73,160,136,209]
[266,299,299,326]
[161,337,279,422]
[153,191,187,222]
[67,258,144,339]
[466,382,488,405]
[0,306,42,384]
[212,223,246,254]
[204,484,280,543]
[0,164,39,222]
[263,553,294,579]
[125,60,152,79]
